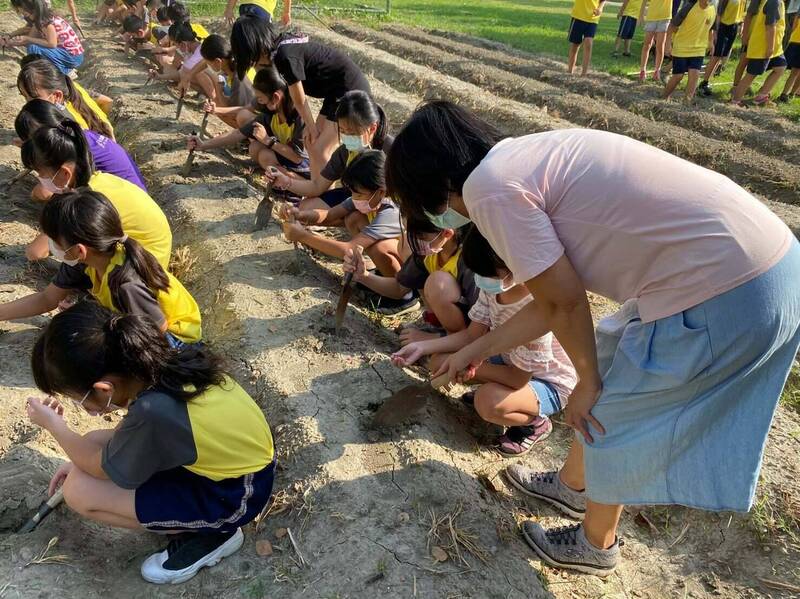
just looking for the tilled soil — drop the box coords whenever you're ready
[0,16,798,599]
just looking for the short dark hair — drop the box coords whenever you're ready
[341,149,385,193]
[386,100,501,226]
[460,226,507,278]
[200,34,231,61]
[122,14,145,33]
[166,1,189,23]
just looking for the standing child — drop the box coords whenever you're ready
[778,13,800,101]
[567,0,607,74]
[615,0,643,57]
[391,229,577,457]
[26,300,273,584]
[639,0,674,81]
[699,0,746,95]
[0,190,201,347]
[224,0,292,25]
[664,0,717,101]
[2,0,84,75]
[732,0,786,104]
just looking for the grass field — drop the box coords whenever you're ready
[49,0,800,119]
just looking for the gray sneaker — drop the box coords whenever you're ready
[521,522,619,577]
[504,466,585,519]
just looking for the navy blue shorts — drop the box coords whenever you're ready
[746,54,788,76]
[136,461,276,533]
[568,18,598,44]
[617,16,637,40]
[786,43,800,69]
[239,3,272,20]
[672,56,704,74]
[276,153,311,178]
[713,22,741,58]
[320,186,351,207]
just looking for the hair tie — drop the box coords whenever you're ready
[119,234,128,244]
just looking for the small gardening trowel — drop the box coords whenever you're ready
[3,168,32,192]
[199,110,210,139]
[254,167,278,230]
[333,245,363,333]
[175,89,186,119]
[371,373,452,427]
[17,488,64,534]
[180,130,198,177]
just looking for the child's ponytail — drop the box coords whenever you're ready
[63,77,115,139]
[15,98,77,141]
[32,301,225,401]
[21,120,94,187]
[40,190,170,310]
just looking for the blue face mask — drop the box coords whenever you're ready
[341,134,367,152]
[424,207,471,230]
[474,274,514,295]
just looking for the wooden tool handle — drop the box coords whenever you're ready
[430,373,452,389]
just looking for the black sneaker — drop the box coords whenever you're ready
[360,289,420,316]
[699,80,712,97]
[140,528,244,584]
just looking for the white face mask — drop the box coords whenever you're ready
[341,134,367,152]
[48,238,80,267]
[37,174,67,195]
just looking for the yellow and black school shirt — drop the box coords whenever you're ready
[718,0,746,25]
[244,0,278,16]
[395,249,479,309]
[238,109,309,168]
[66,82,115,138]
[572,0,604,23]
[746,0,785,58]
[52,244,202,343]
[672,0,717,57]
[102,376,274,488]
[791,15,800,44]
[320,135,395,186]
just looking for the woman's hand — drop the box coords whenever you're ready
[223,7,235,25]
[343,247,368,282]
[282,220,306,243]
[251,122,268,143]
[391,343,425,367]
[303,122,320,148]
[564,378,604,444]
[432,343,484,384]
[26,397,66,432]
[48,462,73,497]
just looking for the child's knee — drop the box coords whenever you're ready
[424,271,459,303]
[344,210,366,234]
[235,109,255,128]
[474,384,507,421]
[61,468,92,515]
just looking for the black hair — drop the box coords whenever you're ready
[32,300,225,402]
[230,16,286,80]
[252,66,295,120]
[122,0,139,8]
[341,149,385,193]
[156,6,170,22]
[145,0,161,8]
[21,0,52,33]
[387,100,502,225]
[166,1,188,23]
[17,56,115,139]
[169,19,197,43]
[200,34,231,61]
[335,90,388,150]
[122,14,146,33]
[405,218,471,264]
[15,98,77,142]
[21,120,95,187]
[460,226,507,278]
[40,189,170,312]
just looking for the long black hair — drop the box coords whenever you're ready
[40,189,170,311]
[15,98,77,141]
[252,66,296,120]
[341,149,385,193]
[460,226,507,278]
[169,20,197,43]
[21,0,52,33]
[21,120,95,187]
[17,56,114,139]
[335,90,388,150]
[387,100,501,225]
[230,16,288,80]
[200,33,231,61]
[32,301,225,402]
[166,1,189,24]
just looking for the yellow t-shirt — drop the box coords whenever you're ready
[720,0,746,25]
[790,15,800,43]
[86,246,202,343]
[245,0,278,16]
[571,0,602,23]
[646,0,672,21]
[672,1,717,57]
[191,23,209,40]
[623,0,644,19]
[88,172,173,269]
[71,82,115,138]
[747,0,786,59]
[423,248,461,279]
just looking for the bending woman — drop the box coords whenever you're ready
[387,100,800,577]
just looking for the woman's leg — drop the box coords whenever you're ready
[61,466,142,530]
[584,501,624,549]
[474,382,540,427]
[308,115,338,180]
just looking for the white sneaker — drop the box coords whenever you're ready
[141,528,244,584]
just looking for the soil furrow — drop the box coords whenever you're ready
[376,23,800,162]
[327,22,800,207]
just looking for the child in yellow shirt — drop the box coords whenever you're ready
[614,0,643,57]
[732,0,787,105]
[778,15,800,101]
[567,0,607,75]
[664,0,717,100]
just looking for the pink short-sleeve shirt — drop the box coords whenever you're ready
[463,129,793,323]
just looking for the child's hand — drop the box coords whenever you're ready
[391,343,425,367]
[223,7,235,25]
[343,247,368,282]
[432,346,481,384]
[269,170,292,191]
[564,379,604,444]
[593,7,603,16]
[203,99,216,114]
[48,462,73,497]
[282,220,306,243]
[251,122,268,143]
[187,134,202,151]
[177,76,191,96]
[26,397,66,432]
[148,67,159,79]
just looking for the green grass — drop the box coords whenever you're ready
[52,0,799,117]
